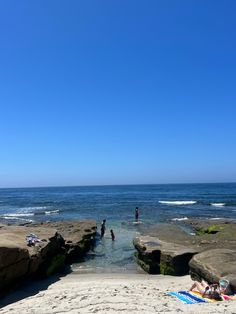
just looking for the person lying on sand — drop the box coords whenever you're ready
[189,279,231,300]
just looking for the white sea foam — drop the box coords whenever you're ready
[21,206,48,211]
[0,209,59,218]
[1,216,33,222]
[159,201,197,205]
[209,217,223,220]
[45,210,60,215]
[211,203,226,207]
[172,217,189,221]
[1,213,34,217]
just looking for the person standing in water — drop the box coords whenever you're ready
[110,229,115,241]
[101,219,106,238]
[135,207,139,221]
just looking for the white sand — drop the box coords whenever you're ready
[0,273,235,313]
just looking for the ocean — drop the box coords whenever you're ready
[0,183,236,273]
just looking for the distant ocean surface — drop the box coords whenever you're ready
[0,183,236,273]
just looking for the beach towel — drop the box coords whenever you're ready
[26,233,41,246]
[167,291,214,304]
[168,290,234,304]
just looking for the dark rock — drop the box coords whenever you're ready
[45,254,66,276]
[37,221,97,263]
[0,246,30,292]
[0,220,97,296]
[133,229,198,275]
[0,224,63,294]
[134,236,161,274]
[189,248,236,293]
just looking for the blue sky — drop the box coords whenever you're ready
[0,0,235,187]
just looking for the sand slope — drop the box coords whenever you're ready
[0,274,235,313]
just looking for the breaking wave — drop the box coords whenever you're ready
[21,206,48,211]
[172,217,189,221]
[1,213,34,217]
[209,217,224,220]
[45,210,60,215]
[159,201,197,205]
[210,203,226,207]
[0,216,34,223]
[0,209,60,219]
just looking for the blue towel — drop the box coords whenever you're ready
[168,291,207,304]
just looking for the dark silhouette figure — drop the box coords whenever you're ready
[110,229,115,241]
[101,219,106,238]
[135,207,139,221]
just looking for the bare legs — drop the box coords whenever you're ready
[189,281,208,294]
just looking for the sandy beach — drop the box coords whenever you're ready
[0,273,235,314]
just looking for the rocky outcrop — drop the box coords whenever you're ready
[0,245,30,293]
[40,221,97,263]
[0,224,61,293]
[133,224,198,275]
[188,219,236,292]
[133,220,236,290]
[0,220,97,296]
[189,248,236,293]
[134,236,197,275]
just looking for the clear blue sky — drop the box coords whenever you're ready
[0,0,235,187]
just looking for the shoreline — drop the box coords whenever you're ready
[0,273,235,313]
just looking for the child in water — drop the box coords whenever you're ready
[110,229,115,241]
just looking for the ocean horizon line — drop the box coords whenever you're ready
[0,181,236,190]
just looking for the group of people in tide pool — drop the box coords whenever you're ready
[99,208,233,300]
[100,207,139,241]
[100,219,114,240]
[100,219,115,241]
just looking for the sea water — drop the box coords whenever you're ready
[0,183,236,273]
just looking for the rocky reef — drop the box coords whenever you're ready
[133,220,236,292]
[0,220,97,296]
